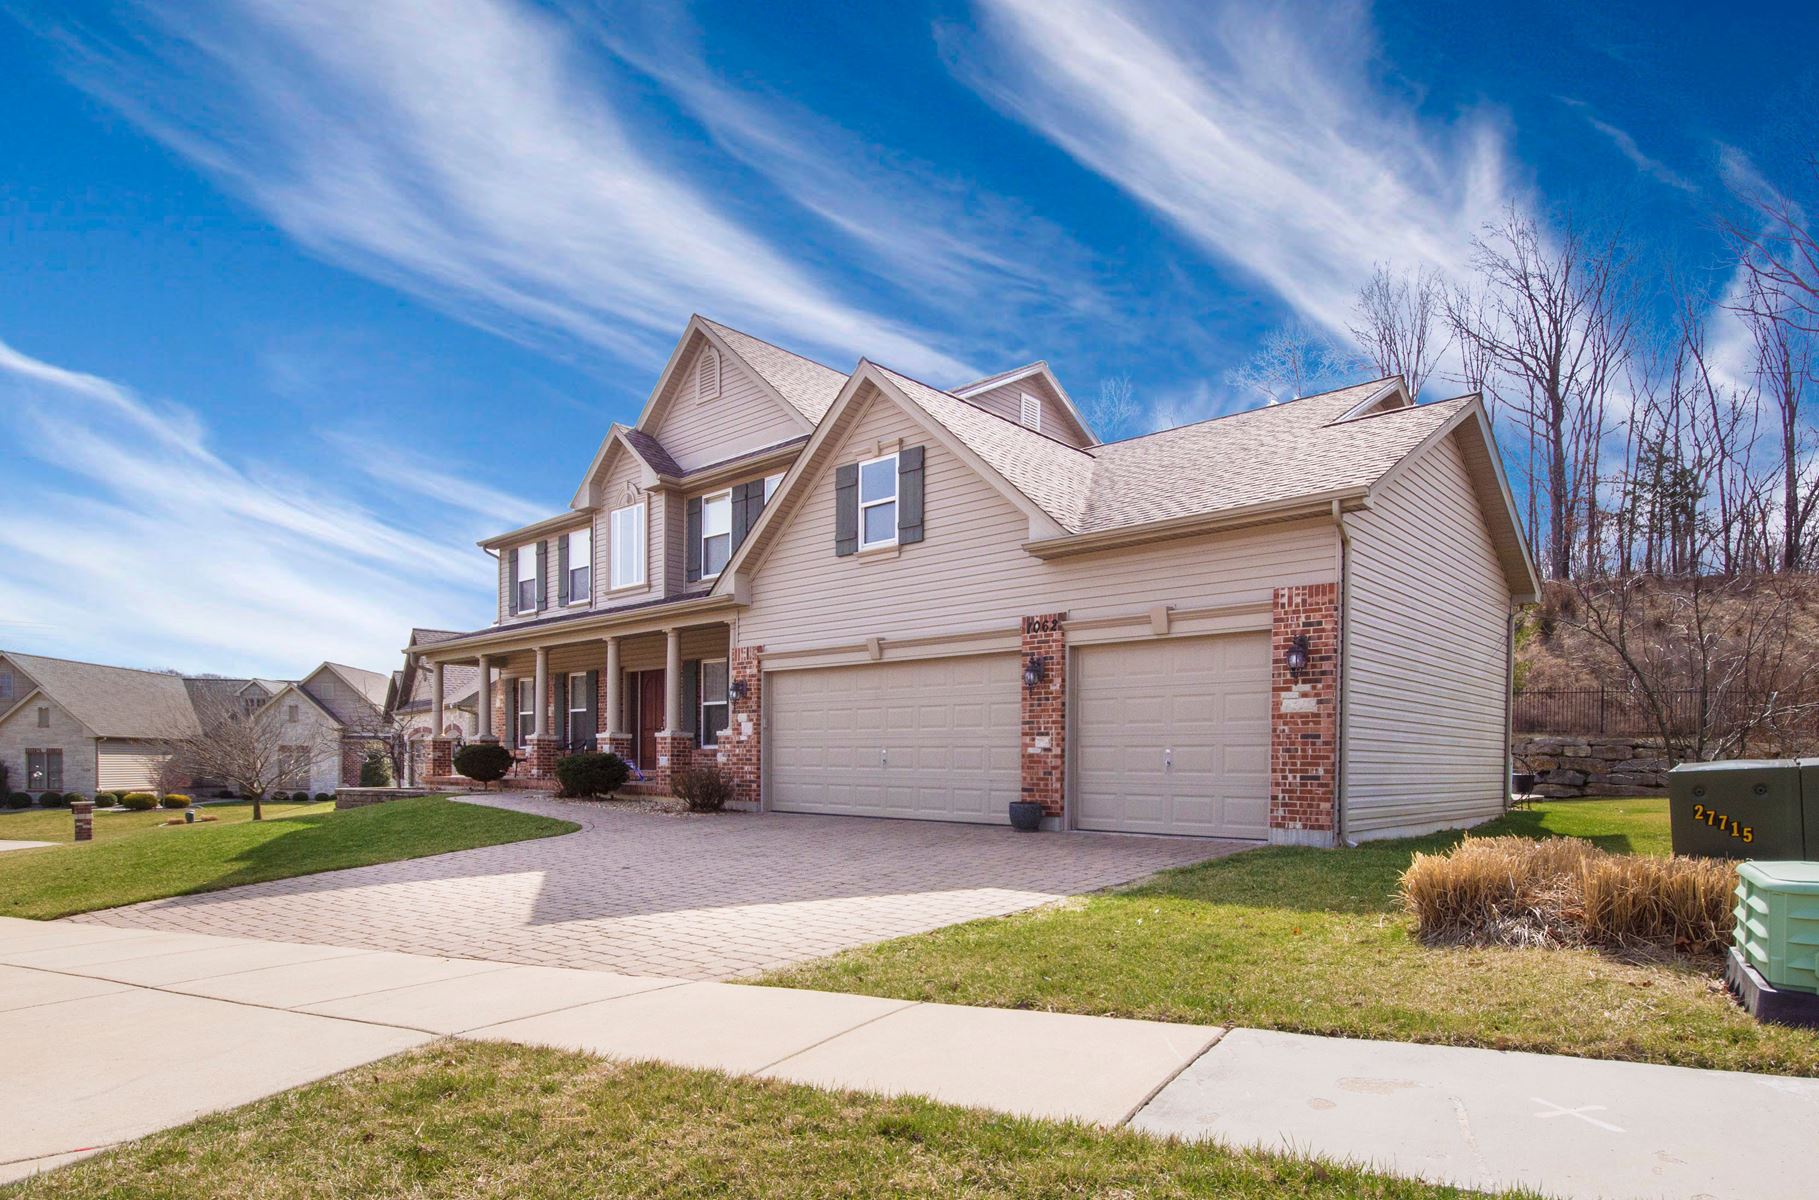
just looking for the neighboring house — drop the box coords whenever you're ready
[411,315,1538,845]
[0,651,392,798]
[386,629,482,785]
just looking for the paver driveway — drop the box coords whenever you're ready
[69,793,1241,979]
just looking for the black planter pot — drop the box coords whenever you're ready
[1007,801,1044,832]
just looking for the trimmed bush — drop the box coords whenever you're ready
[37,792,70,809]
[1401,835,1736,955]
[453,742,513,788]
[554,751,630,799]
[314,792,334,804]
[119,792,159,812]
[6,792,33,810]
[673,765,734,813]
[359,750,392,787]
[160,794,192,809]
[291,791,311,803]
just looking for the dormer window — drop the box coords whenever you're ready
[1019,392,1042,432]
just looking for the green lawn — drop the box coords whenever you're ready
[0,1042,1537,1200]
[0,798,330,845]
[0,797,577,920]
[763,799,1819,1077]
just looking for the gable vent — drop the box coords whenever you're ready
[697,347,720,402]
[1019,392,1042,432]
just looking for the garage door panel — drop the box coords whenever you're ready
[1075,633,1270,839]
[768,654,1020,823]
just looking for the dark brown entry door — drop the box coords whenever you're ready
[637,670,665,770]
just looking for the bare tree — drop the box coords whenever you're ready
[1723,156,1819,336]
[1737,270,1818,570]
[1349,264,1449,398]
[1447,207,1635,579]
[1087,374,1143,440]
[162,692,338,820]
[1224,322,1361,406]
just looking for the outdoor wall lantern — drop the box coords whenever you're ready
[1284,634,1311,679]
[1022,655,1048,689]
[728,678,748,702]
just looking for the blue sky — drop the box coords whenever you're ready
[1,1,1811,678]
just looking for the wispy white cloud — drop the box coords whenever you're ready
[45,0,972,380]
[1560,99,1696,193]
[948,0,1517,338]
[0,339,497,677]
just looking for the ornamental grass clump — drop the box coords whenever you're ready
[1401,835,1736,957]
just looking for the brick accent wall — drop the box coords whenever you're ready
[428,737,454,779]
[1020,613,1067,819]
[652,731,694,793]
[722,646,763,806]
[1269,584,1340,846]
[524,734,561,779]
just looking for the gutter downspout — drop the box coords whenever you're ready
[1504,606,1517,813]
[1332,499,1352,848]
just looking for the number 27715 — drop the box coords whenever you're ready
[1691,803,1754,843]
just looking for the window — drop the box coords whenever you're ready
[286,703,299,723]
[242,696,262,716]
[25,749,61,791]
[610,503,646,589]
[763,472,784,502]
[566,527,592,604]
[858,453,898,548]
[36,706,50,728]
[514,542,537,612]
[0,671,11,701]
[515,679,536,747]
[1019,392,1042,431]
[699,659,729,747]
[567,672,591,748]
[701,490,732,577]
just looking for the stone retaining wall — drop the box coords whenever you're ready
[1512,736,1686,798]
[334,787,439,810]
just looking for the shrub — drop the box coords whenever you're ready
[453,742,513,788]
[291,791,311,803]
[554,751,630,799]
[1401,835,1736,955]
[314,792,334,803]
[4,792,30,810]
[119,792,159,812]
[37,792,70,808]
[673,765,734,813]
[160,794,192,809]
[359,750,392,787]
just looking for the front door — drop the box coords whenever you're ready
[636,670,665,770]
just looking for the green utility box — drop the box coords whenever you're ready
[1668,760,1807,860]
[1733,861,1819,994]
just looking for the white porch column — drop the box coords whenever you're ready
[663,627,682,733]
[430,660,445,735]
[604,636,623,734]
[532,647,550,738]
[476,655,494,740]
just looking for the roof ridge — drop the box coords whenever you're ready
[1325,392,1472,426]
[696,315,850,380]
[951,360,1046,394]
[4,649,187,680]
[1091,376,1402,450]
[872,362,1097,459]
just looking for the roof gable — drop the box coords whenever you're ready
[0,651,199,739]
[951,362,1097,446]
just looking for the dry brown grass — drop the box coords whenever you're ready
[1402,835,1736,956]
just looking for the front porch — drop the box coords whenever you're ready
[419,616,756,799]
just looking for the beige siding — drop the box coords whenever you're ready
[963,376,1091,447]
[97,740,171,792]
[300,667,377,726]
[591,451,658,610]
[650,338,806,473]
[740,395,1337,651]
[1341,432,1511,839]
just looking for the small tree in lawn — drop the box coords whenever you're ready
[453,743,513,791]
[161,692,336,821]
[359,748,392,787]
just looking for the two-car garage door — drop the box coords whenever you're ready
[767,654,1021,823]
[764,632,1269,838]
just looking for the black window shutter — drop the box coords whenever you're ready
[680,659,699,742]
[730,482,751,553]
[898,446,925,545]
[686,497,703,583]
[834,463,859,556]
[583,670,599,750]
[506,683,518,745]
[557,533,570,605]
[535,541,549,610]
[506,548,519,612]
[553,674,568,748]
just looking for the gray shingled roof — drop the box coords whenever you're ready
[701,317,848,423]
[619,427,685,477]
[323,663,391,709]
[8,652,201,738]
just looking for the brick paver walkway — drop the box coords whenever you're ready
[69,794,1243,979]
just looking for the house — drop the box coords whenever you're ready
[410,316,1538,845]
[385,629,483,784]
[0,651,393,798]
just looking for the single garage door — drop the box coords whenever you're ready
[1074,632,1270,839]
[767,654,1021,823]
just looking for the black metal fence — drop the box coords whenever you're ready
[1513,688,1812,737]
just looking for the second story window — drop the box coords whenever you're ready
[859,453,899,549]
[610,503,646,589]
[0,671,11,701]
[37,705,50,728]
[701,490,732,577]
[566,527,591,604]
[514,542,537,613]
[286,703,299,723]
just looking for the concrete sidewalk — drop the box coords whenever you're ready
[3,917,1814,1199]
